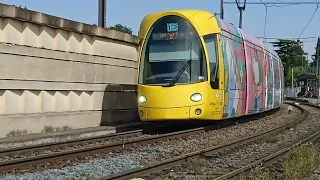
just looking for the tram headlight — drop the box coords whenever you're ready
[190,93,202,102]
[139,95,147,103]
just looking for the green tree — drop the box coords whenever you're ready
[311,37,320,67]
[287,66,307,86]
[107,24,133,35]
[271,39,307,85]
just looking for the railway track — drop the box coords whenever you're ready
[0,105,283,175]
[216,130,320,179]
[0,118,231,173]
[0,127,205,173]
[118,101,318,180]
[96,103,308,180]
[215,102,320,180]
[0,129,142,172]
[0,103,302,179]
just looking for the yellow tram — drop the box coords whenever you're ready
[136,10,284,121]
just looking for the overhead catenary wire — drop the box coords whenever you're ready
[267,4,299,7]
[259,0,268,42]
[224,1,320,4]
[296,1,319,62]
[264,39,318,43]
[226,0,319,58]
[298,3,319,38]
[258,36,317,40]
[259,0,267,6]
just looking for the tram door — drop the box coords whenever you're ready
[220,33,247,118]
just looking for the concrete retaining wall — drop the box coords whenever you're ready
[0,3,141,138]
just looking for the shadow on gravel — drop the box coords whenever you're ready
[140,107,281,135]
[99,83,282,135]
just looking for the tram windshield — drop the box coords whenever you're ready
[138,15,207,86]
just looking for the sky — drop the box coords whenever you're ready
[1,0,319,61]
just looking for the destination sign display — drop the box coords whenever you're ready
[167,23,179,32]
[152,31,195,41]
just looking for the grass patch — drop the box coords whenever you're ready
[6,129,28,137]
[284,142,319,180]
[43,125,54,133]
[248,165,272,180]
[264,136,279,144]
[232,165,272,180]
[230,143,319,180]
[41,125,73,133]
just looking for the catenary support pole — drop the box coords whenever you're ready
[239,7,243,28]
[263,6,268,42]
[220,0,224,19]
[236,0,247,29]
[98,0,106,27]
[317,41,320,103]
[292,67,294,96]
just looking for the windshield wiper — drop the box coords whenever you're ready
[163,59,192,87]
[163,42,193,87]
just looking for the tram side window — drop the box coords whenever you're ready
[204,34,219,89]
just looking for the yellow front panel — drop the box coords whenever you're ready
[187,11,220,36]
[193,89,224,120]
[138,83,224,121]
[141,107,190,121]
[138,10,221,39]
[138,82,208,108]
[137,9,225,121]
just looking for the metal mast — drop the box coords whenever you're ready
[235,0,247,28]
[98,0,106,27]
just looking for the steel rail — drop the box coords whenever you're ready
[0,106,279,173]
[0,121,195,159]
[216,121,320,179]
[0,130,143,157]
[215,131,320,179]
[98,103,307,180]
[214,102,320,180]
[0,127,204,172]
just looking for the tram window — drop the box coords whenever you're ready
[204,34,219,89]
[138,15,208,85]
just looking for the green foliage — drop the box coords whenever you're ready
[107,24,133,35]
[311,37,320,67]
[271,39,308,85]
[284,143,318,180]
[264,136,279,144]
[286,66,307,86]
[248,165,272,180]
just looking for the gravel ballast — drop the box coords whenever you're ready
[0,104,302,179]
[0,133,151,162]
[145,104,320,180]
[0,127,116,150]
[0,155,142,180]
